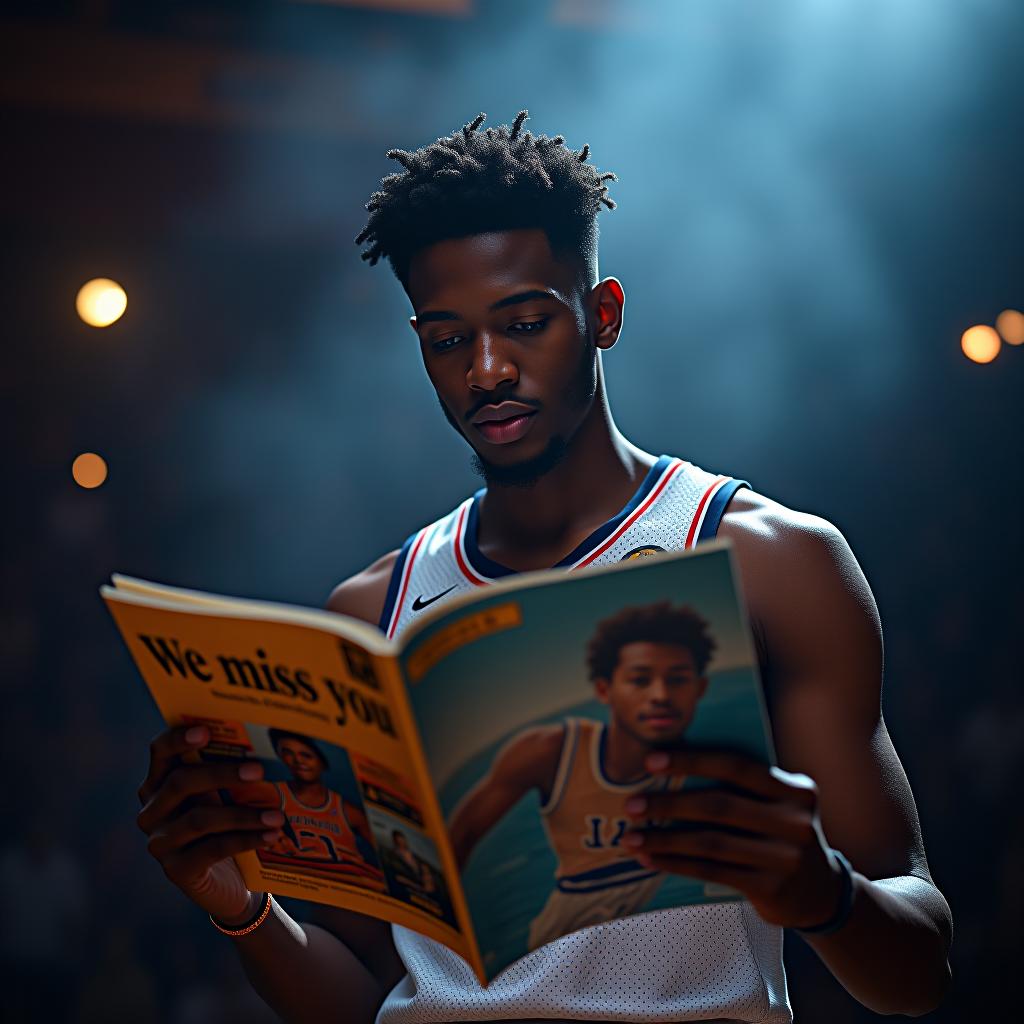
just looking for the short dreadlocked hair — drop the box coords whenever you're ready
[586,601,717,681]
[354,110,617,291]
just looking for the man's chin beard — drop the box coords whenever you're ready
[470,434,570,489]
[436,395,572,489]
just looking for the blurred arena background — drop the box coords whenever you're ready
[1,1,1021,1020]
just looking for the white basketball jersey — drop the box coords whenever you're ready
[376,455,792,1024]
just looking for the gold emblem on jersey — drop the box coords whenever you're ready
[621,545,666,560]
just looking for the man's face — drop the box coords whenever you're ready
[595,642,709,747]
[406,229,598,484]
[277,738,324,782]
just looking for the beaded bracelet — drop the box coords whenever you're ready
[796,849,854,936]
[210,892,272,938]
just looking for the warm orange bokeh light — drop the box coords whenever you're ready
[961,325,1001,364]
[996,309,1024,346]
[76,278,127,327]
[72,452,108,489]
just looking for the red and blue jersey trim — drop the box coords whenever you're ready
[688,476,749,547]
[458,455,681,582]
[379,525,431,638]
[379,458,751,631]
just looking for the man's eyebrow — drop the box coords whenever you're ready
[624,663,693,672]
[415,289,561,324]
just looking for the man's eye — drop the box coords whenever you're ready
[431,336,463,353]
[510,318,549,334]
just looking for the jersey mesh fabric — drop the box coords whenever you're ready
[376,456,792,1024]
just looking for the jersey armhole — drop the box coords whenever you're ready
[377,530,420,633]
[696,478,750,544]
[539,718,578,817]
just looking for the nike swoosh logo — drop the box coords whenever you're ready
[411,585,457,612]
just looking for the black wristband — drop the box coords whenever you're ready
[796,849,854,936]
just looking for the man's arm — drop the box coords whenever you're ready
[623,494,951,1017]
[343,800,379,855]
[448,725,563,869]
[734,500,952,1014]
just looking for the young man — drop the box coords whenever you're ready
[254,731,383,890]
[136,111,952,1022]
[448,601,714,951]
[384,830,436,896]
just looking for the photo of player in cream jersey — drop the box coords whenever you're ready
[447,600,713,949]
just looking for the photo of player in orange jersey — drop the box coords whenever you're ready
[447,601,713,949]
[230,728,387,891]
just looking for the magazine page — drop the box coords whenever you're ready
[397,541,773,982]
[102,586,478,970]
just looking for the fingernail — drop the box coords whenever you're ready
[185,726,208,745]
[623,832,644,848]
[625,796,647,814]
[261,810,284,827]
[261,830,281,844]
[239,762,263,781]
[646,752,670,771]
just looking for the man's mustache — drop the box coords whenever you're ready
[464,393,543,423]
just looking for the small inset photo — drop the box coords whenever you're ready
[366,807,456,927]
[190,717,387,892]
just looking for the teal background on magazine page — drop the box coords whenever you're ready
[400,548,773,976]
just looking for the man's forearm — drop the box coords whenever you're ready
[801,873,952,1016]
[229,897,386,1024]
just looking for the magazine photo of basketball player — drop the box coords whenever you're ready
[223,726,387,892]
[371,822,456,927]
[447,600,712,950]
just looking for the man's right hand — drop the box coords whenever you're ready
[137,724,285,924]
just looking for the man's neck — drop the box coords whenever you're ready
[476,388,656,572]
[289,780,328,806]
[602,719,651,784]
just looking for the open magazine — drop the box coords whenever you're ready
[102,540,773,984]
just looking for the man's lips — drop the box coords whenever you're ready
[471,401,538,425]
[470,401,539,445]
[475,412,537,445]
[641,713,683,725]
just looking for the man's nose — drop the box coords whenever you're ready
[649,679,671,702]
[467,333,518,392]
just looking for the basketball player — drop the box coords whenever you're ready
[255,730,384,890]
[136,111,952,1022]
[384,830,437,897]
[447,601,713,950]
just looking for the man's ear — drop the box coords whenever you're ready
[592,277,625,351]
[594,677,611,704]
[696,676,709,700]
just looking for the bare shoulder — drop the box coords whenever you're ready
[492,722,565,789]
[717,488,881,680]
[718,489,874,609]
[325,549,400,627]
[718,488,847,560]
[502,722,565,760]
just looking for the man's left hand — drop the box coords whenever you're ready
[623,750,846,929]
